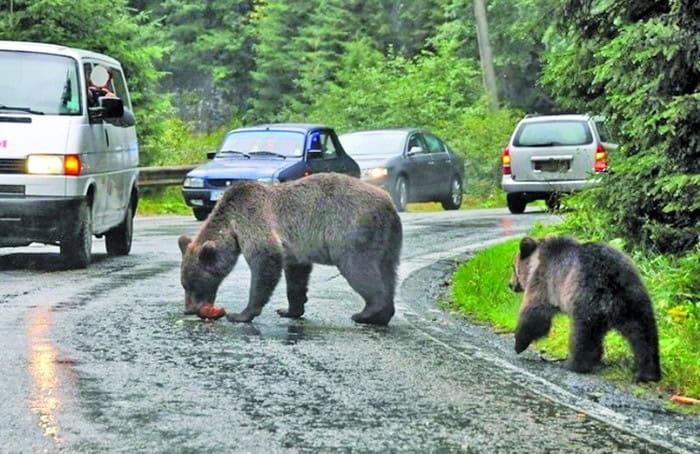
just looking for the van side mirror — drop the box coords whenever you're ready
[99,96,124,118]
[206,151,217,160]
[89,96,124,121]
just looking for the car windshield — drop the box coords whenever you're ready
[218,130,305,158]
[0,51,82,116]
[514,120,593,146]
[339,132,405,157]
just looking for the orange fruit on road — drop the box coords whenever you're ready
[197,304,226,320]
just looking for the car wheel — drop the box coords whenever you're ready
[193,208,211,221]
[441,176,463,210]
[106,202,134,256]
[545,194,561,212]
[61,200,93,268]
[393,176,408,212]
[507,193,527,214]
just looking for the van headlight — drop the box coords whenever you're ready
[256,177,280,185]
[27,155,64,174]
[184,177,205,188]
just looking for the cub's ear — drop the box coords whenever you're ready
[519,237,538,259]
[199,240,218,266]
[178,235,192,255]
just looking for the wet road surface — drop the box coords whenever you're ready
[1,208,698,452]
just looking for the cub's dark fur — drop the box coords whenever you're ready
[178,173,403,326]
[509,236,661,382]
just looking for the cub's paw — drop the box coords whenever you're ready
[636,369,661,383]
[276,308,304,319]
[226,312,255,323]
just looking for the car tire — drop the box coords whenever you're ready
[507,193,527,214]
[61,200,93,268]
[441,176,463,210]
[106,203,134,256]
[393,176,408,212]
[193,208,211,221]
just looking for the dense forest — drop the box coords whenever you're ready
[1,0,698,260]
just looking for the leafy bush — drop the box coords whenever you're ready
[541,0,700,254]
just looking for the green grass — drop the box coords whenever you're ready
[137,187,191,216]
[450,238,700,413]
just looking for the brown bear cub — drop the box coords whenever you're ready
[178,173,403,326]
[509,236,661,382]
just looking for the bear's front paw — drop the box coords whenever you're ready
[514,337,530,354]
[276,308,304,319]
[226,312,255,323]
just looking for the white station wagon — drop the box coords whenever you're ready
[0,41,139,267]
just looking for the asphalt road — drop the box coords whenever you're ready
[1,207,698,453]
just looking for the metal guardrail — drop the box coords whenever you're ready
[138,165,196,187]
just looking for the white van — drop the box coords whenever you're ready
[0,41,139,267]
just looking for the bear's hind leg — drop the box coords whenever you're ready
[617,319,661,382]
[278,263,312,319]
[565,319,606,374]
[339,257,394,326]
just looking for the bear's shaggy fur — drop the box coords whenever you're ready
[509,236,661,382]
[178,173,403,326]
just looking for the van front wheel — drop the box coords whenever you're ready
[61,201,93,268]
[106,203,134,256]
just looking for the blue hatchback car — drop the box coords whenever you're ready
[182,123,361,220]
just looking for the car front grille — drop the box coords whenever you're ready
[208,179,245,187]
[0,159,26,174]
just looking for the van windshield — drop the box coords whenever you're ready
[0,51,82,116]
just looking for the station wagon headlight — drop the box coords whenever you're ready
[184,177,205,188]
[256,177,280,185]
[362,167,388,181]
[27,155,66,175]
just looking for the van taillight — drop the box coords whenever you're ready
[594,144,607,173]
[64,154,81,176]
[501,147,512,175]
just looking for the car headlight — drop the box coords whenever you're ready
[256,177,280,185]
[27,155,65,175]
[362,167,389,181]
[184,177,205,188]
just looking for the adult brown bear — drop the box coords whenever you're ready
[178,173,403,326]
[509,236,661,382]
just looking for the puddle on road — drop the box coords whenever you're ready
[28,305,76,448]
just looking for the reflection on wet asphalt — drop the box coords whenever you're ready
[0,209,696,452]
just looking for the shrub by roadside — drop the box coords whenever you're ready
[450,238,700,413]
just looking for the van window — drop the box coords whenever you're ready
[423,133,446,153]
[595,120,612,143]
[110,69,132,110]
[514,121,593,147]
[0,51,81,115]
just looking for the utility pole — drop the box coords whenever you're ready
[473,0,498,109]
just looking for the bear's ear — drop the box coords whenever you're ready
[519,237,538,259]
[199,240,218,266]
[178,235,192,255]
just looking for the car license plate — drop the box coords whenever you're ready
[211,191,225,201]
[536,160,570,172]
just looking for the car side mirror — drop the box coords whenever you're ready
[407,146,424,156]
[206,151,217,160]
[307,149,323,160]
